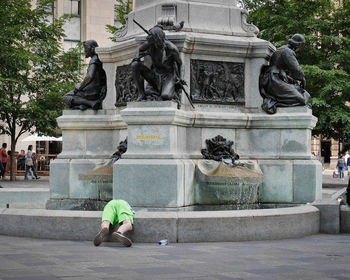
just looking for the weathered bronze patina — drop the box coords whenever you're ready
[63,40,107,110]
[259,34,311,114]
[190,60,245,104]
[201,135,240,166]
[131,23,185,104]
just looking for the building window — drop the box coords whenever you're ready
[64,0,81,16]
[63,0,81,51]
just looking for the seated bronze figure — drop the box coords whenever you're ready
[63,40,106,110]
[131,24,185,103]
[259,34,311,114]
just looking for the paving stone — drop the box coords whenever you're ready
[0,234,349,280]
[1,277,60,280]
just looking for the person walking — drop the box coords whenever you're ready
[336,155,346,180]
[24,145,40,180]
[0,143,8,180]
[93,199,134,247]
[17,150,25,170]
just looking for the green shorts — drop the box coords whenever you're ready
[101,199,135,226]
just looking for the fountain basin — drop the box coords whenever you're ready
[0,205,319,242]
[195,160,263,205]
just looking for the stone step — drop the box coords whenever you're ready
[0,205,319,243]
[0,188,49,209]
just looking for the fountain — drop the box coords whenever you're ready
[42,0,322,242]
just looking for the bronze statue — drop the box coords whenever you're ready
[131,23,185,103]
[111,138,127,163]
[63,40,106,110]
[201,135,241,166]
[259,34,311,114]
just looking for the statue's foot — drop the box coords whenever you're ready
[79,105,88,111]
[91,101,101,110]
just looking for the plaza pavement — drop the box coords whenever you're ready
[0,234,349,280]
[0,170,349,280]
[0,176,50,189]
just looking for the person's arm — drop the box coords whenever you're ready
[1,149,7,158]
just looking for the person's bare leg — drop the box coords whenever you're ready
[101,220,111,230]
[112,220,133,247]
[93,220,111,246]
[117,219,132,234]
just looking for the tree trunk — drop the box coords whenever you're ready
[10,137,17,181]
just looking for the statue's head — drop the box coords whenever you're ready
[83,40,99,58]
[148,26,165,48]
[288,34,306,52]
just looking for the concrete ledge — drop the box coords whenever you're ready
[312,200,340,234]
[0,188,49,209]
[177,205,319,242]
[0,205,319,242]
[340,205,350,233]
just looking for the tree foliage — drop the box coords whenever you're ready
[106,0,132,42]
[239,0,350,140]
[0,0,82,179]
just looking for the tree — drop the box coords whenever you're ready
[0,0,82,180]
[239,0,350,144]
[106,0,132,42]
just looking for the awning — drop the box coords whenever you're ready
[21,133,62,142]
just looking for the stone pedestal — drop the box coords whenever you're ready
[114,102,322,207]
[114,102,197,208]
[47,109,126,210]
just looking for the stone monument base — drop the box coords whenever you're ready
[113,102,322,208]
[115,158,196,208]
[47,109,126,210]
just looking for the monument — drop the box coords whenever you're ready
[48,0,321,211]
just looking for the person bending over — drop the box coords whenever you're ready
[94,199,134,247]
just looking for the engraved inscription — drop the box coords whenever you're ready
[190,60,245,104]
[115,64,138,107]
[136,135,162,140]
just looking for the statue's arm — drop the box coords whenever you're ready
[282,50,305,82]
[134,41,151,61]
[171,46,184,82]
[75,63,97,92]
